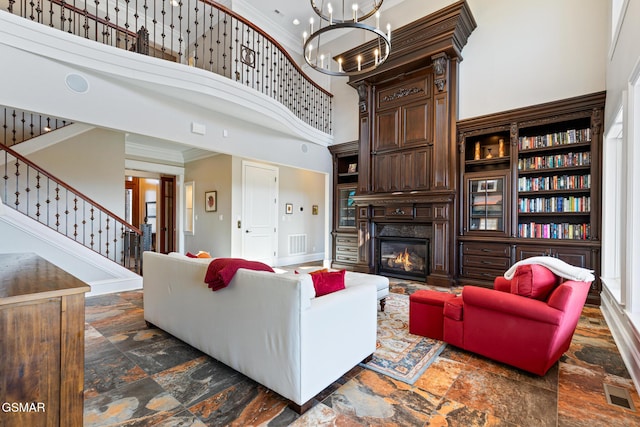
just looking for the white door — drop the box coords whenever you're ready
[242,161,278,265]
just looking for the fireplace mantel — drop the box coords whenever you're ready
[352,191,455,206]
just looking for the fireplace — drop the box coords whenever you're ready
[377,237,430,281]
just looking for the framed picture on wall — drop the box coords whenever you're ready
[205,191,217,212]
[145,201,156,218]
[285,203,293,214]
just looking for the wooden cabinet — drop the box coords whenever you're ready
[460,242,512,286]
[457,92,605,303]
[463,171,510,236]
[329,142,369,271]
[0,253,90,427]
[336,184,357,230]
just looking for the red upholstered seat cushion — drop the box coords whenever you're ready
[510,264,560,301]
[204,258,274,291]
[310,269,346,297]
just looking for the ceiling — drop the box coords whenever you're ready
[241,0,402,55]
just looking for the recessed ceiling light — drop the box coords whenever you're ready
[292,18,300,25]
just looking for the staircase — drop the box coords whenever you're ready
[0,140,143,295]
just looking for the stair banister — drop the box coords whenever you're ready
[1,142,143,274]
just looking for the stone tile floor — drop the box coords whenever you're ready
[83,280,640,426]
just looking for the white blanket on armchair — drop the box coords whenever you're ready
[504,256,595,283]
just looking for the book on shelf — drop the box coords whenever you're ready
[518,196,590,213]
[518,152,591,170]
[518,222,591,240]
[518,174,591,192]
[518,128,590,150]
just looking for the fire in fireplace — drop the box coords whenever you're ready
[378,237,429,281]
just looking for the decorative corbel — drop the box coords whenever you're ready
[432,53,448,92]
[357,83,368,113]
[592,107,603,134]
[510,122,518,145]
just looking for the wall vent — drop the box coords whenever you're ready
[288,234,307,256]
[604,383,636,411]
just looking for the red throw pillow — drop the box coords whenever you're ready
[185,252,198,258]
[310,269,346,297]
[511,264,560,301]
[204,258,274,291]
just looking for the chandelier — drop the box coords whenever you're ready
[303,1,391,76]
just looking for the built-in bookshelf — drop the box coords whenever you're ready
[516,121,594,241]
[457,92,605,305]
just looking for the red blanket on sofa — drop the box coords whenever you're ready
[204,258,274,291]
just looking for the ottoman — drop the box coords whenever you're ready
[409,289,457,340]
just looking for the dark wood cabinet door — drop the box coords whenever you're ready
[375,109,400,152]
[403,101,432,147]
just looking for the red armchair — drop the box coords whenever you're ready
[442,264,591,376]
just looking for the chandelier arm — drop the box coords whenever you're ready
[310,0,384,24]
[303,22,391,77]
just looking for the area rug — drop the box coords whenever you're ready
[360,293,446,385]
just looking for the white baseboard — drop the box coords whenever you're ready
[600,286,640,393]
[275,252,325,267]
[86,277,143,297]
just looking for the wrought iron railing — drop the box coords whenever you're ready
[1,106,72,148]
[1,143,142,274]
[6,0,333,134]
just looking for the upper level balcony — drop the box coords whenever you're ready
[2,0,332,135]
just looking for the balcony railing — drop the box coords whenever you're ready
[1,106,72,148]
[5,0,333,134]
[1,142,142,274]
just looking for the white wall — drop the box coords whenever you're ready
[26,128,126,217]
[184,154,233,257]
[460,0,607,118]
[277,166,326,265]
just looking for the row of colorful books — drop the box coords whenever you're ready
[518,196,590,213]
[517,222,591,240]
[518,128,590,150]
[517,174,591,192]
[518,152,591,171]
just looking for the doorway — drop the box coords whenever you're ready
[125,174,177,254]
[242,161,278,265]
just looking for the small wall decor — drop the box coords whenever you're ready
[285,203,293,214]
[145,201,156,218]
[312,205,319,215]
[205,191,217,212]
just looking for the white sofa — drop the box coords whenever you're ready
[142,252,378,412]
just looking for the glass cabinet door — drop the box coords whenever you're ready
[337,185,356,229]
[466,175,507,233]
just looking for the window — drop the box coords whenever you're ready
[184,181,195,235]
[602,106,623,303]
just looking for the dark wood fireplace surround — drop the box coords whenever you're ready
[330,1,477,287]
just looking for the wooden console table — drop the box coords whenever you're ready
[0,253,90,427]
